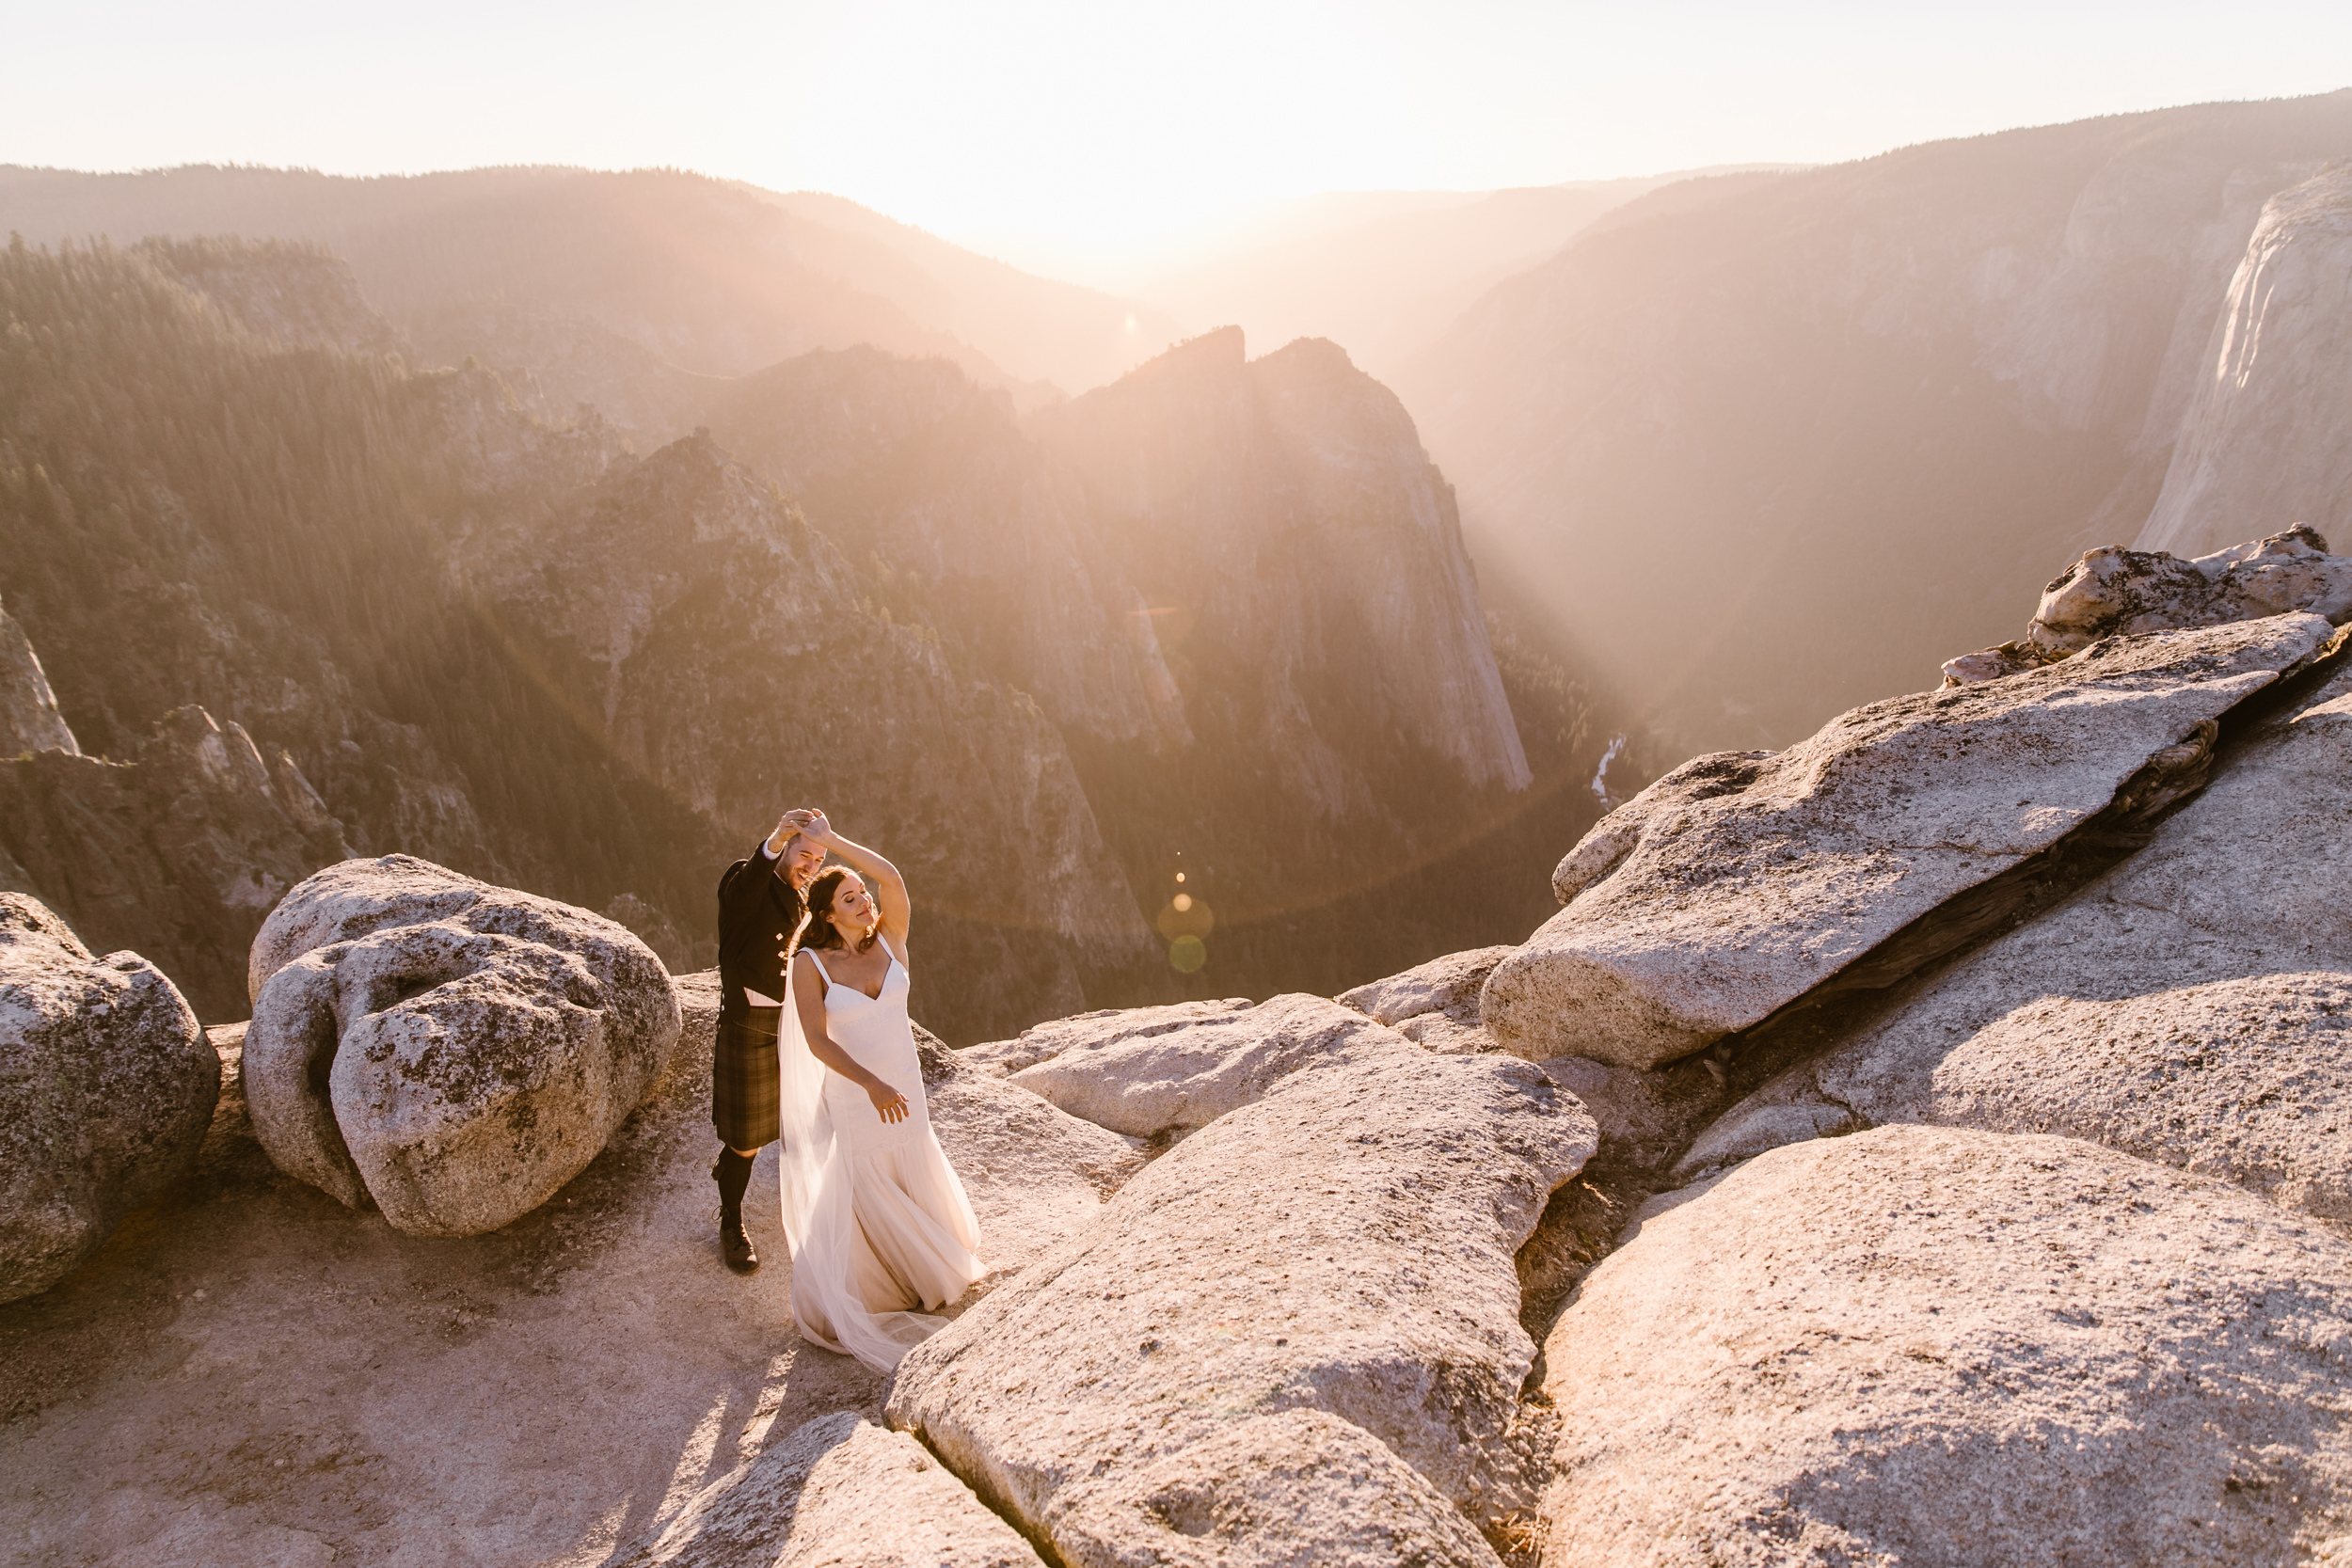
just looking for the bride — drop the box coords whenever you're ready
[776,812,986,1370]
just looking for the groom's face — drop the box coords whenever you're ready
[781,834,828,889]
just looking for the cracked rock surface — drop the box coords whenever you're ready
[625,1411,1046,1568]
[1482,613,2335,1069]
[243,855,681,1236]
[1724,663,2352,1218]
[889,1043,1597,1565]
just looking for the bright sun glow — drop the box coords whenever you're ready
[8,2,2352,284]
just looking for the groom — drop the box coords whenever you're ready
[711,807,829,1274]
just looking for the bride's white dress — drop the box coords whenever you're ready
[776,946,985,1370]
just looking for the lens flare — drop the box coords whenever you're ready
[1168,935,1207,973]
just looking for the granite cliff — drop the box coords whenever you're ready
[2137,161,2352,557]
[14,531,2352,1565]
[1403,91,2352,755]
[696,327,1559,997]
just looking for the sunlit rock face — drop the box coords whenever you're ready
[0,595,78,758]
[1537,1127,2352,1568]
[440,425,1155,1041]
[1482,614,2334,1068]
[888,1045,1596,1564]
[1403,93,2352,754]
[2138,165,2352,558]
[1703,662,2352,1215]
[1038,328,1530,815]
[0,705,352,1021]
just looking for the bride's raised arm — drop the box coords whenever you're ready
[803,813,911,954]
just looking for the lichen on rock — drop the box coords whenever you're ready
[243,855,680,1236]
[0,893,215,1303]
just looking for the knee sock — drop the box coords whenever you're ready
[713,1148,755,1219]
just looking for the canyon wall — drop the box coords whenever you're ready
[1403,91,2352,755]
[2137,162,2352,558]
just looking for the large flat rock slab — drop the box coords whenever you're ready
[918,1023,1147,1274]
[1538,1124,2352,1567]
[628,1411,1045,1567]
[1005,991,1410,1138]
[1763,664,2352,1218]
[1482,614,2336,1069]
[1338,945,1516,1026]
[0,895,215,1304]
[960,998,1255,1077]
[888,1045,1597,1565]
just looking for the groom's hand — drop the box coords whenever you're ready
[769,808,818,852]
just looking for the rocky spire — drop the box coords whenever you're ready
[0,596,79,757]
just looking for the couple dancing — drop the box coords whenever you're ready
[711,808,985,1370]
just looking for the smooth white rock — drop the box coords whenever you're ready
[1540,1124,2352,1567]
[1338,945,1516,1025]
[1005,991,1410,1138]
[627,1411,1045,1568]
[960,998,1254,1077]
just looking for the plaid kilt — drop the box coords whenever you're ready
[711,1008,784,1150]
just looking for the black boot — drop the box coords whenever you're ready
[713,1150,758,1275]
[718,1206,759,1274]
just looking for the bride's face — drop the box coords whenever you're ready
[829,874,878,935]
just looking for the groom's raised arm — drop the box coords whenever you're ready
[722,811,810,913]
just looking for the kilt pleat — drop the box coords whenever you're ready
[712,1009,784,1149]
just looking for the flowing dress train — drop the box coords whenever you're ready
[776,948,985,1370]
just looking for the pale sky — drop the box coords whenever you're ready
[8,1,2352,284]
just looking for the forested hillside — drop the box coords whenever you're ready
[0,236,728,942]
[1,237,1626,1035]
[0,165,1182,407]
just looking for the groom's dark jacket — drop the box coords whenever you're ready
[716,841,805,1017]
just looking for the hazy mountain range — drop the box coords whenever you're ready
[10,89,2352,1029]
[0,233,1608,1037]
[1399,90,2352,754]
[1135,167,1792,386]
[0,164,1184,404]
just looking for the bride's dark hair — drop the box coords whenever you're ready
[801,866,879,954]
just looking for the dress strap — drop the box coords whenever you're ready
[805,949,833,985]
